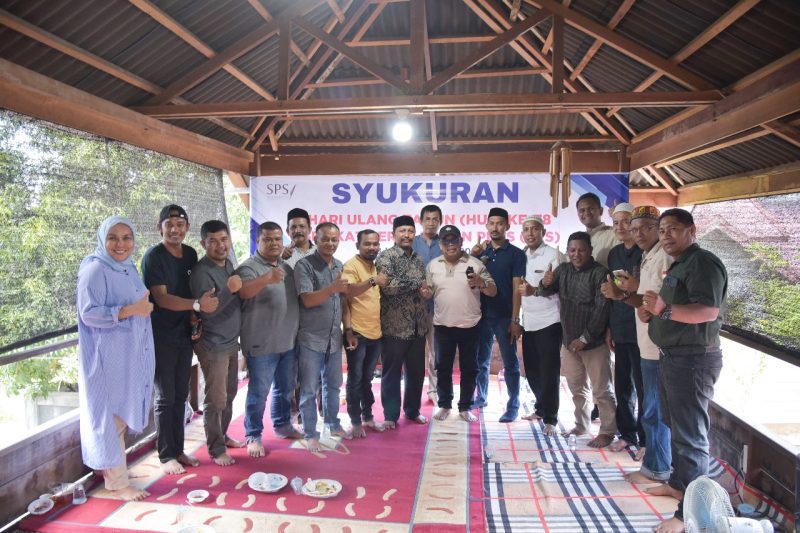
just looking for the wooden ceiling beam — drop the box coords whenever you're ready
[409,0,427,92]
[276,135,614,147]
[540,0,570,54]
[677,163,800,206]
[550,14,564,93]
[644,165,678,196]
[629,188,678,208]
[762,120,800,149]
[463,0,543,67]
[347,34,500,46]
[569,0,634,81]
[524,0,715,90]
[293,15,411,93]
[277,22,291,100]
[306,67,547,88]
[0,8,250,140]
[654,127,769,167]
[326,0,347,22]
[246,0,309,65]
[135,90,721,118]
[630,59,800,169]
[423,9,551,93]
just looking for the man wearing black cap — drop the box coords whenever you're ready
[375,215,430,428]
[142,204,219,474]
[425,225,496,422]
[471,207,526,423]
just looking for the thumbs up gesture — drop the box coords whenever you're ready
[281,241,295,260]
[199,287,219,313]
[542,263,555,287]
[227,274,242,294]
[518,279,534,296]
[600,273,622,300]
[330,272,349,294]
[131,290,153,317]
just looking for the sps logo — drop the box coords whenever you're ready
[263,183,296,198]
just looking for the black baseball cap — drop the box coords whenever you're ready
[439,225,461,239]
[159,204,189,224]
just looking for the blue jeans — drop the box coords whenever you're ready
[474,317,520,413]
[298,344,343,439]
[244,348,297,442]
[660,348,722,519]
[640,358,671,481]
[346,335,382,425]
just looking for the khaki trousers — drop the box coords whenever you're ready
[561,343,617,436]
[103,415,129,491]
[425,311,438,396]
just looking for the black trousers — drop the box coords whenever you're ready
[381,336,426,422]
[153,337,193,463]
[521,322,562,425]
[614,342,645,446]
[434,324,479,412]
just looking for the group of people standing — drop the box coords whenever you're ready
[76,194,726,533]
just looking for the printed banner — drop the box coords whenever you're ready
[250,173,628,260]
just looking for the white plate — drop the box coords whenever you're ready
[302,479,342,499]
[28,497,54,515]
[176,525,215,533]
[186,489,209,503]
[248,472,288,493]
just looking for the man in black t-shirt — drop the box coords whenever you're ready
[142,205,219,475]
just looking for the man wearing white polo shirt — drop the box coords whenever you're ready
[517,215,564,436]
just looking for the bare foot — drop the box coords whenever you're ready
[587,434,614,448]
[330,426,352,440]
[410,415,428,424]
[225,437,245,448]
[109,486,149,501]
[274,424,304,439]
[609,438,632,452]
[635,447,646,461]
[543,424,558,437]
[653,516,685,533]
[161,459,186,475]
[625,470,663,484]
[365,420,385,432]
[459,410,477,422]
[434,408,451,421]
[428,392,438,404]
[521,412,542,421]
[351,424,366,438]
[213,452,235,466]
[562,427,587,437]
[647,484,683,500]
[383,420,397,430]
[247,440,266,458]
[306,438,321,453]
[177,453,200,467]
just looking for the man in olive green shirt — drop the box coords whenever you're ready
[640,208,727,533]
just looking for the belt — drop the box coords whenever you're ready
[659,345,720,356]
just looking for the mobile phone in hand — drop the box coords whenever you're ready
[613,269,629,279]
[466,266,475,278]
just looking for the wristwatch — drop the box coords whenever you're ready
[512,317,521,325]
[369,277,377,287]
[192,299,201,312]
[660,304,673,321]
[621,290,630,300]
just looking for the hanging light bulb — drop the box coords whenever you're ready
[391,109,413,143]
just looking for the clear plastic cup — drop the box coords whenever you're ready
[72,483,87,504]
[568,434,577,451]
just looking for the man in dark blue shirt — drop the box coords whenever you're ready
[470,207,526,422]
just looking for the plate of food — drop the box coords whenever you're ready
[28,497,54,515]
[301,479,342,499]
[248,472,288,493]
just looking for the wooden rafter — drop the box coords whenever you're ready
[605,0,758,118]
[541,0,570,54]
[644,165,678,196]
[347,34,497,46]
[762,120,800,149]
[246,0,309,65]
[306,67,548,88]
[423,9,551,94]
[569,0,635,81]
[275,134,614,147]
[410,0,427,92]
[550,14,563,93]
[277,21,291,100]
[326,0,346,22]
[293,16,411,93]
[135,91,722,119]
[524,0,715,91]
[0,8,250,140]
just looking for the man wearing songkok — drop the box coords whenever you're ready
[295,222,351,452]
[375,215,430,428]
[142,204,219,474]
[412,204,444,404]
[471,207,526,423]
[641,208,727,533]
[236,221,301,458]
[342,229,389,438]
[576,192,619,268]
[517,215,564,436]
[600,203,645,453]
[190,220,245,466]
[537,231,617,448]
[606,205,673,484]
[77,216,154,501]
[282,207,316,268]
[424,225,496,423]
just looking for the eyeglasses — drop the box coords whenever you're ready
[630,224,658,235]
[441,239,460,246]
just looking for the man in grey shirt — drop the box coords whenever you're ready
[236,221,300,458]
[189,220,244,466]
[295,222,351,453]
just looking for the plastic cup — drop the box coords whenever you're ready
[72,483,87,504]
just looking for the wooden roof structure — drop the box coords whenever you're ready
[1,0,799,207]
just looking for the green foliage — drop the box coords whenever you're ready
[224,186,251,264]
[0,112,226,399]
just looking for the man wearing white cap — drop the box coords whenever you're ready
[517,215,564,436]
[600,203,644,453]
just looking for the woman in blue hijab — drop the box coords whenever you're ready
[76,216,155,501]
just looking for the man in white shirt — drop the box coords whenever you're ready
[517,216,564,436]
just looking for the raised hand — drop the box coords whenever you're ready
[636,305,653,323]
[471,239,489,257]
[600,274,622,300]
[467,271,483,290]
[199,287,219,313]
[616,273,639,293]
[330,272,349,294]
[542,263,554,287]
[281,241,295,260]
[374,272,389,287]
[266,266,285,285]
[130,291,153,317]
[227,274,242,294]
[518,280,534,296]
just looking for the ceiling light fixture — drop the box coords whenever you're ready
[391,109,413,143]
